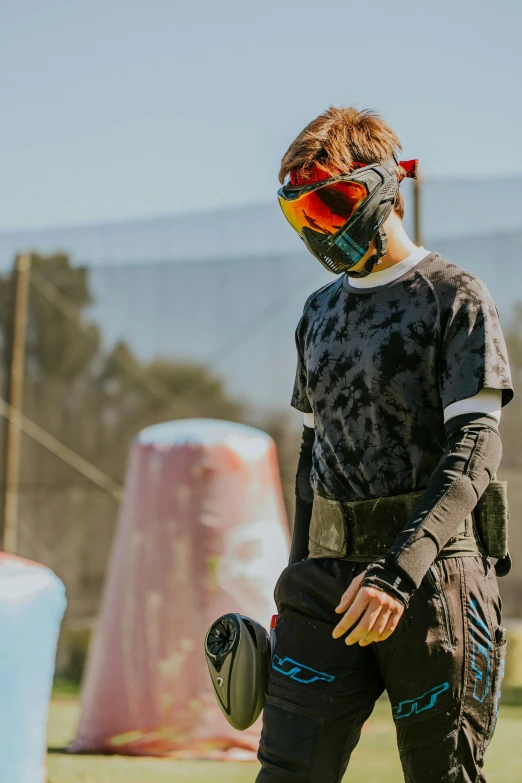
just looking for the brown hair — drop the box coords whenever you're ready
[279,106,405,218]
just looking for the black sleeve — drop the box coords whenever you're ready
[288,425,315,565]
[438,275,513,408]
[362,412,502,606]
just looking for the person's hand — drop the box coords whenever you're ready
[332,572,404,646]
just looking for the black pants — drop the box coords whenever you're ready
[256,557,506,783]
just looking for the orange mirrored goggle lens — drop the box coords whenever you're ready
[278,180,369,237]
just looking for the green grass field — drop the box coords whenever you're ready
[46,695,522,783]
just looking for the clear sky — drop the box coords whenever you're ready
[2,0,521,231]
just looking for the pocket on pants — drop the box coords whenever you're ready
[258,670,333,777]
[427,564,456,650]
[267,673,334,725]
[393,681,458,751]
[258,698,322,777]
[484,631,507,748]
[464,590,506,753]
[266,678,331,725]
[267,600,336,727]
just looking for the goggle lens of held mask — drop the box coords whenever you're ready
[277,157,418,276]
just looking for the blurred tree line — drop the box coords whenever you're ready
[1,252,521,676]
[0,252,297,674]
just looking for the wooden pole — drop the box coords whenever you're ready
[2,254,31,554]
[413,175,423,247]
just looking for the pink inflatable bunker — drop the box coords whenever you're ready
[71,419,290,758]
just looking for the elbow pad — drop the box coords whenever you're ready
[363,412,502,605]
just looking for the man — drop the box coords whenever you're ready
[256,107,513,782]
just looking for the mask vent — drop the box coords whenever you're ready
[206,616,237,658]
[379,178,398,201]
[302,229,361,275]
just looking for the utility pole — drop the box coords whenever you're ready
[413,174,423,247]
[2,254,31,554]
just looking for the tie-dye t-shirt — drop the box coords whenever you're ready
[291,252,513,502]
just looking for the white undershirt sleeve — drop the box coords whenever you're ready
[443,388,502,423]
[303,412,315,429]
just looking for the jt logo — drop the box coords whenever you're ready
[393,682,450,719]
[470,599,491,703]
[272,655,335,684]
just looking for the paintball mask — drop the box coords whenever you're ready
[204,612,271,730]
[278,156,418,277]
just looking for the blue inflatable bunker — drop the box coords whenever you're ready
[0,554,66,783]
